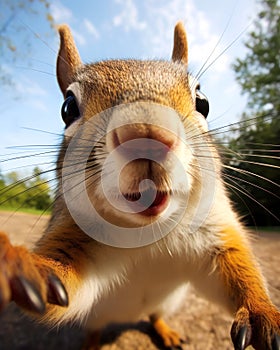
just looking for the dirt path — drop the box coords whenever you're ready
[0,211,279,350]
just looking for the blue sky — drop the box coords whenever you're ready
[1,0,258,176]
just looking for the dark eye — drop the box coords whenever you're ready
[195,90,209,119]
[61,92,80,127]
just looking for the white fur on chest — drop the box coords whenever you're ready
[85,246,189,330]
[59,223,223,329]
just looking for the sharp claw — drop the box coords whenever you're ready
[272,334,280,350]
[233,326,249,350]
[10,275,45,313]
[47,274,68,307]
[169,338,185,350]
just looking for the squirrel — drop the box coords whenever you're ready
[0,22,279,350]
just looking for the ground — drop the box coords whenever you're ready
[0,211,279,350]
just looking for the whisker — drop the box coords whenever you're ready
[224,179,279,223]
[2,161,56,173]
[228,159,280,169]
[21,127,64,138]
[223,163,279,188]
[18,19,58,56]
[29,58,54,68]
[184,112,272,143]
[226,153,280,161]
[0,150,59,164]
[241,142,280,148]
[224,182,258,228]
[193,2,237,84]
[14,66,55,76]
[231,148,279,153]
[223,173,280,200]
[197,21,253,80]
[7,144,61,150]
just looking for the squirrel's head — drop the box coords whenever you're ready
[56,22,208,122]
[56,22,217,247]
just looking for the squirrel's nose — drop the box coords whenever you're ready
[110,124,178,161]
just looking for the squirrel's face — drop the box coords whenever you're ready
[56,23,218,241]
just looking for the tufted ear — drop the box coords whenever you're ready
[56,25,82,96]
[172,22,188,65]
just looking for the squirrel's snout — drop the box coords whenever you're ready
[110,124,178,161]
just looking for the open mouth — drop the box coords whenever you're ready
[123,188,170,216]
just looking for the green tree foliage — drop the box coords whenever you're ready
[0,171,5,188]
[24,167,52,210]
[233,0,280,115]
[227,0,280,226]
[0,167,52,212]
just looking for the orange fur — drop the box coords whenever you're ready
[150,315,183,348]
[56,24,81,95]
[217,227,271,310]
[0,230,82,320]
[172,22,188,64]
[216,227,280,349]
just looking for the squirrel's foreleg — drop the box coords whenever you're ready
[0,231,82,319]
[215,227,280,350]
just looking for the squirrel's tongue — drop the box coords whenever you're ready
[151,192,165,208]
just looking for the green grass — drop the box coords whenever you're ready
[0,206,51,216]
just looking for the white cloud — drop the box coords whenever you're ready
[50,2,88,46]
[83,19,100,40]
[50,2,73,23]
[113,0,147,31]
[141,0,231,75]
[71,28,87,46]
[10,76,49,112]
[15,76,47,97]
[108,0,232,78]
[28,99,48,112]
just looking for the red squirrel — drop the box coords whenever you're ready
[0,22,279,350]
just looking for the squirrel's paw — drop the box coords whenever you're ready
[0,232,68,314]
[152,317,186,349]
[231,306,280,350]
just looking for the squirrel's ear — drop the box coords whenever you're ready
[172,22,188,65]
[56,25,82,96]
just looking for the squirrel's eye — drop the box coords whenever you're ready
[195,90,209,119]
[61,93,80,127]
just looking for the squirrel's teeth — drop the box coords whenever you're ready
[124,192,141,202]
[123,190,169,205]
